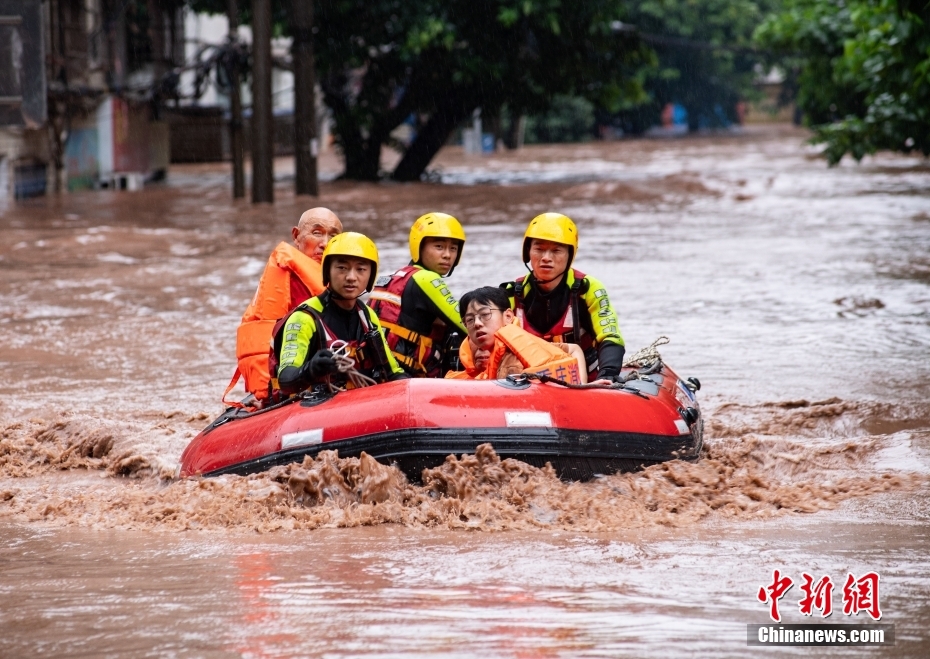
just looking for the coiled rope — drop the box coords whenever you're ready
[622,336,669,370]
[326,340,378,392]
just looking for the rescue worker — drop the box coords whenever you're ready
[271,232,407,396]
[446,287,586,382]
[501,213,625,382]
[368,212,468,377]
[225,207,343,405]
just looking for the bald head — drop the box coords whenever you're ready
[292,207,343,262]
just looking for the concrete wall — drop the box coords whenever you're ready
[165,106,226,162]
[744,83,796,124]
[0,126,50,200]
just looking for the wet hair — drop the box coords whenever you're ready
[459,286,510,315]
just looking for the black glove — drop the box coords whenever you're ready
[308,349,339,378]
[388,371,411,381]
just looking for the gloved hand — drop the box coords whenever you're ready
[388,371,411,381]
[309,349,339,378]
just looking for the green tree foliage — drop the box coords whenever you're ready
[524,95,597,143]
[612,0,772,133]
[756,0,930,163]
[191,0,650,180]
[324,0,649,181]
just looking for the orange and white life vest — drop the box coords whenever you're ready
[445,320,582,384]
[224,242,324,405]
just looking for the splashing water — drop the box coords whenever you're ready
[1,127,929,657]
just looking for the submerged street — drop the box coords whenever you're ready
[0,126,928,657]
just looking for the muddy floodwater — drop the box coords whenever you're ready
[1,126,928,657]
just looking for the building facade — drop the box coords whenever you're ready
[0,0,185,200]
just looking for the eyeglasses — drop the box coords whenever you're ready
[462,307,501,328]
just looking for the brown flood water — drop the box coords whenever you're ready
[1,125,929,657]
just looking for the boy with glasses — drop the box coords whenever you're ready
[446,287,586,382]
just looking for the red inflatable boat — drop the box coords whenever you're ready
[179,362,703,481]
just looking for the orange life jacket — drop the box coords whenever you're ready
[445,320,582,384]
[223,242,324,405]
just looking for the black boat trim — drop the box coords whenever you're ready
[201,426,702,481]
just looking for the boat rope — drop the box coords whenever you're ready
[621,335,669,372]
[522,373,649,398]
[326,341,378,392]
[519,335,671,396]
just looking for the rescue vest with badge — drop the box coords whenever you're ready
[368,264,452,377]
[269,293,393,396]
[503,269,598,375]
[445,320,582,383]
[224,242,324,405]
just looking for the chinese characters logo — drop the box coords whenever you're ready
[757,571,882,622]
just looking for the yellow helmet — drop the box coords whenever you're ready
[409,212,466,270]
[522,212,578,265]
[322,232,379,292]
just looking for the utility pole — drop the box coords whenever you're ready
[147,0,169,85]
[251,0,274,203]
[291,0,319,196]
[226,0,245,198]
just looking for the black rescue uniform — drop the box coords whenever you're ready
[271,291,405,395]
[502,269,625,380]
[369,265,467,377]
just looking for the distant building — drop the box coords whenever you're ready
[744,67,796,125]
[1,0,49,199]
[0,1,331,200]
[0,0,189,200]
[170,12,320,164]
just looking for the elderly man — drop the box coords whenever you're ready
[224,207,343,405]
